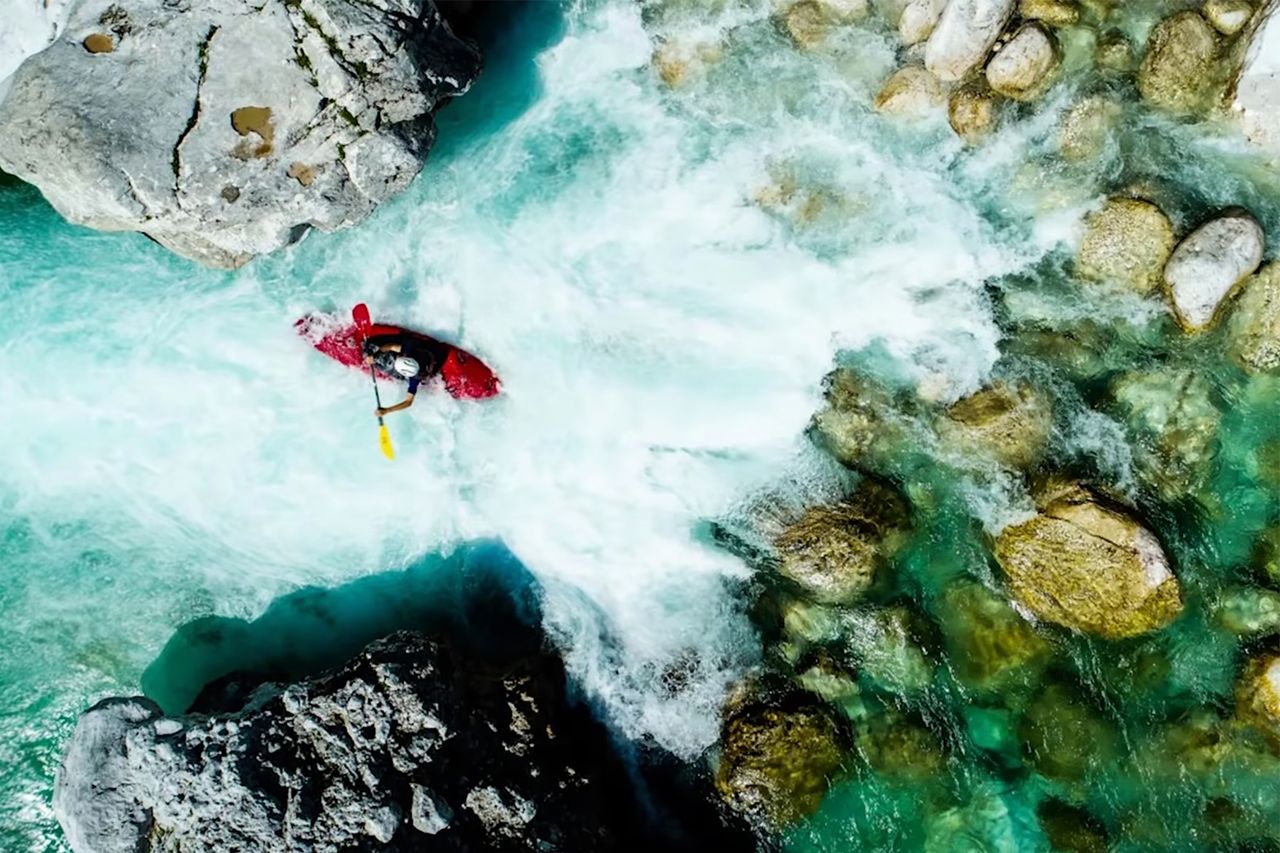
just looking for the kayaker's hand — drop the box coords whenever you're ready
[375,407,387,417]
[364,354,374,365]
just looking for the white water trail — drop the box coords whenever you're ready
[0,0,1054,765]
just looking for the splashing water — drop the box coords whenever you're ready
[7,0,1273,848]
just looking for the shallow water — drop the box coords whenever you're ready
[1,0,1278,849]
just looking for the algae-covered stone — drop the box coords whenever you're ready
[1164,209,1265,332]
[716,702,845,826]
[924,0,1017,81]
[1227,262,1280,373]
[1019,683,1119,781]
[856,708,946,781]
[1235,655,1280,742]
[938,380,1053,470]
[781,598,843,647]
[1095,31,1133,72]
[1019,0,1078,26]
[1038,800,1109,853]
[948,78,999,142]
[775,480,911,604]
[1203,0,1252,36]
[1076,197,1175,294]
[993,484,1182,638]
[1059,96,1122,162]
[1256,526,1280,586]
[939,581,1054,695]
[811,368,912,472]
[1137,12,1222,114]
[874,65,947,116]
[1109,369,1221,500]
[985,23,1059,100]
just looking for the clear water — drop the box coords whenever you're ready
[1,0,1277,850]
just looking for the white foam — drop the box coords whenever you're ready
[0,0,1050,756]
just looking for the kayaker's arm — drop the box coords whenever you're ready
[376,393,415,417]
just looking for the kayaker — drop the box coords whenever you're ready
[362,334,443,416]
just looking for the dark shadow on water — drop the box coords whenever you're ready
[430,0,567,163]
[141,539,542,715]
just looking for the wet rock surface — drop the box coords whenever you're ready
[55,631,748,853]
[1163,209,1265,332]
[0,0,482,268]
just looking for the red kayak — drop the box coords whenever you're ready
[296,311,501,400]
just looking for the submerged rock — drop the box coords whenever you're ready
[948,78,999,141]
[0,0,481,268]
[1076,197,1175,295]
[811,368,914,473]
[55,631,739,853]
[1137,11,1222,114]
[1213,586,1280,638]
[1227,262,1280,373]
[774,479,911,604]
[1019,682,1118,781]
[716,700,845,828]
[856,708,947,781]
[1164,209,1265,331]
[937,380,1054,471]
[924,0,1017,82]
[1108,369,1222,500]
[1037,800,1109,853]
[1095,30,1134,73]
[844,606,935,696]
[1058,96,1122,162]
[780,0,869,48]
[874,65,947,116]
[984,22,1059,100]
[938,581,1054,697]
[993,483,1183,639]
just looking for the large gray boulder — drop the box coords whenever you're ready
[1163,208,1265,331]
[54,630,742,852]
[0,0,481,268]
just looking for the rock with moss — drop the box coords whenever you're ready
[1038,800,1109,853]
[797,656,869,720]
[1164,208,1265,332]
[1137,11,1222,114]
[937,380,1054,471]
[1256,526,1280,586]
[774,480,911,604]
[1019,682,1119,781]
[1059,96,1121,162]
[985,22,1059,100]
[1096,30,1134,72]
[0,0,481,268]
[811,368,915,473]
[1227,262,1280,372]
[1075,197,1175,295]
[924,0,1017,81]
[993,483,1183,639]
[948,77,999,141]
[1108,369,1221,500]
[715,701,846,827]
[938,580,1054,696]
[874,65,947,116]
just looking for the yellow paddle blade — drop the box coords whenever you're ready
[378,424,395,460]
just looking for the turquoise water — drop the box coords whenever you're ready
[2,0,1279,849]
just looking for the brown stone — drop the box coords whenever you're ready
[288,162,317,187]
[83,33,115,54]
[231,106,275,159]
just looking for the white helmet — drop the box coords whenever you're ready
[392,356,420,379]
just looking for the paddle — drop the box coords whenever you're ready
[352,303,395,460]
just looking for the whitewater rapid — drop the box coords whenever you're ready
[0,1,1083,845]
